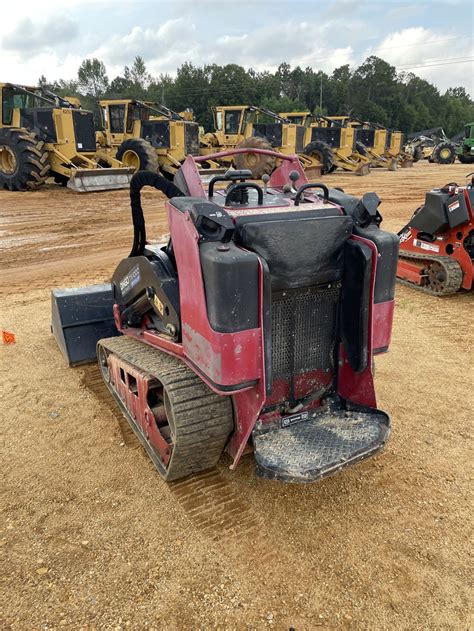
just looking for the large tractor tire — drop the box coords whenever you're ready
[413,146,423,162]
[0,128,50,191]
[116,138,159,173]
[432,142,456,164]
[355,141,369,157]
[304,140,334,175]
[234,136,276,179]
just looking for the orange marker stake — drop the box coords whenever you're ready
[1,331,16,344]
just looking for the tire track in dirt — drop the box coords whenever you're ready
[82,363,279,570]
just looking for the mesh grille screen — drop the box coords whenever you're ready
[311,127,342,148]
[271,285,340,379]
[185,123,199,155]
[72,111,96,152]
[296,126,306,153]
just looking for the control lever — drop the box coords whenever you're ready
[262,173,270,195]
[289,170,300,193]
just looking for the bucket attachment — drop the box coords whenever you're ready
[67,168,134,193]
[400,157,413,168]
[51,284,119,366]
[253,401,390,483]
[355,163,371,176]
[388,158,398,171]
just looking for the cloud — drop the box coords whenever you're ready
[91,17,360,77]
[0,2,471,96]
[364,27,474,92]
[3,16,79,56]
[386,3,427,21]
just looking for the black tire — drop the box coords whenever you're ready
[432,142,456,165]
[304,140,334,175]
[234,136,276,179]
[0,128,50,191]
[413,146,423,162]
[116,138,159,173]
[355,141,369,157]
[458,153,474,164]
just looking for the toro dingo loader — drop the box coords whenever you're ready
[52,147,399,483]
[397,175,474,294]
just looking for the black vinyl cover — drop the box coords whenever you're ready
[341,241,372,372]
[235,215,353,291]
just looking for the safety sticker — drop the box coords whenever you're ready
[153,294,164,316]
[413,239,439,253]
[448,200,460,212]
[281,410,310,428]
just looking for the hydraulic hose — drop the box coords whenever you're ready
[129,170,184,257]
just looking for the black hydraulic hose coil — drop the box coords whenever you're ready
[129,170,184,257]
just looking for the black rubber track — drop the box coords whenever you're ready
[397,253,464,295]
[116,138,160,172]
[97,336,234,481]
[0,128,50,191]
[303,140,334,175]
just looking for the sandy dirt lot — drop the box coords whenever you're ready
[1,161,472,630]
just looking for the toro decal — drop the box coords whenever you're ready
[119,264,141,296]
[399,229,412,243]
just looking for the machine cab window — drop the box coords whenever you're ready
[2,87,36,125]
[109,104,126,134]
[224,110,241,135]
[126,104,149,133]
[215,110,223,131]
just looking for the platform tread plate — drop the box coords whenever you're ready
[254,409,389,483]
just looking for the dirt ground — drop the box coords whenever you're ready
[1,161,472,630]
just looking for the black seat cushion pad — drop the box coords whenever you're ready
[235,215,353,290]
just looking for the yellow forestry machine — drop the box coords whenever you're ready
[346,118,413,170]
[200,105,322,178]
[97,99,200,179]
[280,112,371,175]
[0,83,133,192]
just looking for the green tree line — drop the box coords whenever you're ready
[39,55,474,137]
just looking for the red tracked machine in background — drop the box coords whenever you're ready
[52,148,399,483]
[397,174,474,295]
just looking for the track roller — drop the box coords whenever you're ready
[97,336,234,481]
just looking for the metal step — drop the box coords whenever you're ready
[253,403,390,483]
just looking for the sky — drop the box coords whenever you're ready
[1,0,473,94]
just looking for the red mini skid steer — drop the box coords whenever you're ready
[52,148,399,483]
[397,175,474,295]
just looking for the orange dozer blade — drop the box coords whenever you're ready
[67,168,134,193]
